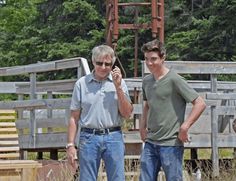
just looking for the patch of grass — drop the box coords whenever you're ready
[37,158,236,181]
[27,151,67,160]
[184,148,235,160]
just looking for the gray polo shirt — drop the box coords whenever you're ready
[70,72,131,128]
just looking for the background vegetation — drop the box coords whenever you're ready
[1,1,236,179]
[0,0,235,79]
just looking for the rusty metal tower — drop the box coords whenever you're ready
[105,0,164,77]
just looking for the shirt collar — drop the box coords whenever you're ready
[88,70,113,83]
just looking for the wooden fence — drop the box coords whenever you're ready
[0,57,90,160]
[0,59,236,177]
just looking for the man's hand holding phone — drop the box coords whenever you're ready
[111,66,122,88]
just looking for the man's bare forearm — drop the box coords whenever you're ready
[67,110,81,144]
[116,86,133,119]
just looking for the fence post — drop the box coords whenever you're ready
[29,73,36,148]
[210,74,219,177]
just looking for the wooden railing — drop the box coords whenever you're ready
[0,57,90,160]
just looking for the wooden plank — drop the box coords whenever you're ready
[18,133,67,149]
[12,78,236,95]
[21,167,39,181]
[206,81,236,90]
[0,134,18,139]
[0,98,71,110]
[0,153,20,159]
[0,175,21,181]
[55,57,81,70]
[215,106,236,115]
[218,134,236,147]
[0,122,16,127]
[0,110,15,114]
[16,118,68,129]
[16,79,76,94]
[125,132,236,148]
[0,147,19,151]
[184,133,236,148]
[0,68,7,76]
[0,116,16,120]
[0,82,26,94]
[125,139,143,144]
[144,61,236,74]
[0,160,42,169]
[0,127,17,132]
[125,78,236,91]
[0,170,21,176]
[21,109,67,120]
[0,134,19,161]
[26,62,56,73]
[123,131,142,143]
[207,93,236,100]
[0,57,85,76]
[0,140,19,145]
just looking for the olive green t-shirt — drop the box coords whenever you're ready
[142,70,199,146]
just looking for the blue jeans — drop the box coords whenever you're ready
[139,142,184,181]
[77,131,125,181]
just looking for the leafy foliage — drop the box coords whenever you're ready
[165,0,236,62]
[0,0,235,80]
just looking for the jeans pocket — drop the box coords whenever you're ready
[79,132,94,146]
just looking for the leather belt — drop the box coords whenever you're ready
[81,127,121,135]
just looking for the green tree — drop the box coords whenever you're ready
[0,0,235,79]
[0,0,106,80]
[0,0,40,67]
[165,0,236,62]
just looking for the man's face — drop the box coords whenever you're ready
[93,55,113,80]
[144,51,164,73]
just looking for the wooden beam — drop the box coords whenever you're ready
[144,61,236,74]
[16,118,68,129]
[207,93,236,100]
[0,122,16,127]
[0,153,20,159]
[0,57,85,76]
[0,160,42,169]
[0,110,15,114]
[0,98,71,110]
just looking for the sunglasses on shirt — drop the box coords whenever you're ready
[95,61,113,67]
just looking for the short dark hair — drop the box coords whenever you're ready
[141,39,166,58]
